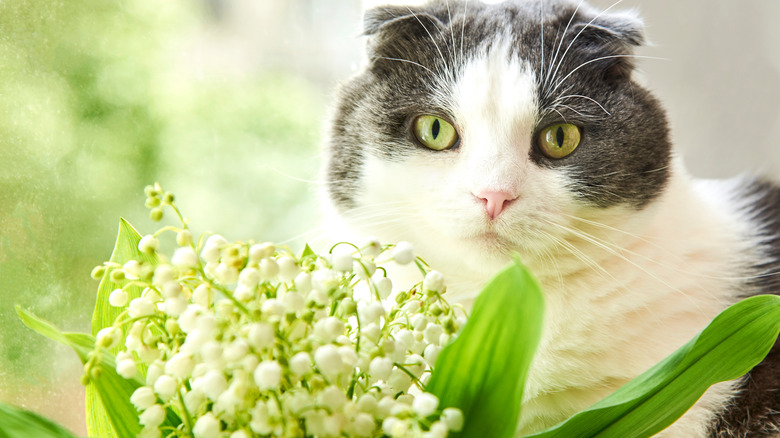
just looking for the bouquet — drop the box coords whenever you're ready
[7,184,780,438]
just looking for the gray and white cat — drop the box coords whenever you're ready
[321,1,780,436]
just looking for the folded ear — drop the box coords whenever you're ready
[569,9,645,81]
[363,5,442,35]
[362,6,446,63]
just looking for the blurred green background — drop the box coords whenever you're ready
[0,0,360,433]
[1,0,778,434]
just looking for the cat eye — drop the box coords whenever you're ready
[537,123,581,159]
[412,115,459,151]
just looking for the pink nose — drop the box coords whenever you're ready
[475,190,517,219]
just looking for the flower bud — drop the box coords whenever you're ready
[193,412,221,438]
[165,353,195,379]
[165,296,188,317]
[353,412,376,436]
[108,288,128,307]
[116,359,137,379]
[314,317,345,343]
[359,237,382,258]
[192,284,213,307]
[331,246,354,272]
[359,302,385,325]
[289,352,312,376]
[314,345,342,379]
[318,385,347,411]
[96,327,120,349]
[442,408,464,432]
[294,272,312,294]
[374,276,393,300]
[424,343,442,366]
[200,370,228,401]
[277,256,299,282]
[109,269,125,282]
[152,265,175,287]
[412,393,439,418]
[410,314,428,332]
[248,242,274,262]
[254,360,282,390]
[130,386,157,411]
[259,258,279,280]
[224,339,249,362]
[172,247,198,269]
[149,208,163,222]
[283,292,306,314]
[145,196,161,208]
[128,298,155,318]
[423,270,444,293]
[247,323,275,351]
[261,299,284,320]
[423,323,444,345]
[369,357,393,381]
[138,235,159,254]
[176,229,193,247]
[90,265,106,280]
[391,242,414,265]
[153,375,177,401]
[214,263,239,285]
[139,404,165,427]
[356,394,378,414]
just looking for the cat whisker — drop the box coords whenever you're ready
[544,0,585,92]
[543,218,729,310]
[460,0,469,69]
[551,54,668,95]
[375,56,436,76]
[546,0,624,96]
[405,7,452,83]
[552,94,611,116]
[539,228,618,283]
[551,103,600,120]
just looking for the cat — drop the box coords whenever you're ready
[320,0,780,436]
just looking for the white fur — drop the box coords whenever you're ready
[322,41,763,437]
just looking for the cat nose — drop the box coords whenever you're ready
[474,190,518,219]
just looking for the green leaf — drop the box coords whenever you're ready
[16,306,145,438]
[426,258,545,438]
[88,218,159,437]
[0,401,78,438]
[92,218,158,339]
[528,294,780,438]
[300,243,316,259]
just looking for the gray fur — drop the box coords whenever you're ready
[326,0,671,210]
[709,180,780,437]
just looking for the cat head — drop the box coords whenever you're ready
[324,0,671,274]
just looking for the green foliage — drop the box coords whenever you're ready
[16,305,181,438]
[427,258,545,438]
[87,218,159,438]
[529,294,780,438]
[16,307,144,437]
[0,401,77,438]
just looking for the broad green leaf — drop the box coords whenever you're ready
[426,258,545,438]
[0,401,78,438]
[528,294,780,438]
[88,218,158,437]
[17,306,145,438]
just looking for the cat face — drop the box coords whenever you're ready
[325,0,672,272]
